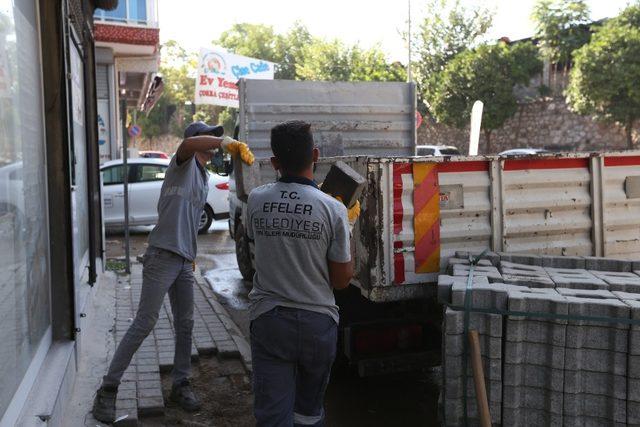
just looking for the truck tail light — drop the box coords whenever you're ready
[215,182,229,190]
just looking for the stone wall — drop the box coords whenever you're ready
[418,97,639,154]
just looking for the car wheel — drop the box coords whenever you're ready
[198,205,214,234]
[235,222,255,281]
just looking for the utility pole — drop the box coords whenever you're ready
[407,0,412,83]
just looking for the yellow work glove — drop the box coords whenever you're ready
[335,196,361,223]
[222,136,254,165]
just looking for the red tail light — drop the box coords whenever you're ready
[215,182,229,190]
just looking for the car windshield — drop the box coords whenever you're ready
[440,148,460,155]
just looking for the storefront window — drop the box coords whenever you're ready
[0,0,51,420]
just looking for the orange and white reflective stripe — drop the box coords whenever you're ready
[412,163,440,274]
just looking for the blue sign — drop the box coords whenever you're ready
[128,124,142,137]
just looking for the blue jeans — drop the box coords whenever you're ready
[251,306,338,427]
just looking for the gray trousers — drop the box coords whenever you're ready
[103,246,195,387]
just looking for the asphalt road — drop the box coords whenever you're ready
[106,222,440,426]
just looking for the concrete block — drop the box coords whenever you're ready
[508,289,568,321]
[546,267,608,289]
[444,376,502,402]
[504,342,565,369]
[563,370,626,398]
[451,281,508,310]
[556,287,616,299]
[584,256,633,272]
[320,160,366,208]
[502,385,562,413]
[500,261,555,287]
[541,255,586,269]
[506,319,566,346]
[627,355,640,378]
[564,347,627,375]
[451,264,502,282]
[503,407,562,427]
[565,324,628,352]
[590,270,640,292]
[565,296,630,329]
[444,333,502,359]
[503,363,564,391]
[444,308,502,337]
[454,250,501,266]
[444,353,502,380]
[447,257,494,269]
[628,401,640,426]
[627,378,640,402]
[437,274,489,304]
[500,261,546,273]
[613,290,640,301]
[498,252,543,266]
[563,393,626,423]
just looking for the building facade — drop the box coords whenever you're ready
[94,0,160,162]
[0,0,119,425]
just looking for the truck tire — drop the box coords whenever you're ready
[235,223,255,281]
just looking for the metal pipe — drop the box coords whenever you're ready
[120,96,131,274]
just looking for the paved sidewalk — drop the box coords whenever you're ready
[67,261,251,426]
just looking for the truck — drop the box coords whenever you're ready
[229,79,640,376]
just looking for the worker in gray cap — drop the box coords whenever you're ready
[92,122,254,423]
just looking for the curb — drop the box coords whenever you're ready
[196,268,253,373]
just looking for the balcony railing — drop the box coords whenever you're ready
[94,0,158,27]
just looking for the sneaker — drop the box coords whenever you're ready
[92,385,117,423]
[170,379,202,412]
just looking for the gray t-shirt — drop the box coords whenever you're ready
[247,178,351,323]
[148,156,208,261]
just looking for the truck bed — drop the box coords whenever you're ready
[235,151,640,302]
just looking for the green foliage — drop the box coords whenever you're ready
[566,4,640,148]
[411,0,493,112]
[431,41,542,151]
[532,0,591,67]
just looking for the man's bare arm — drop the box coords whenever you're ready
[328,259,353,290]
[175,135,223,163]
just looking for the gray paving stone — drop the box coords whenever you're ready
[444,307,502,337]
[546,267,608,289]
[584,256,633,272]
[503,407,562,427]
[565,324,628,351]
[504,342,565,370]
[564,347,627,374]
[563,393,626,423]
[500,261,555,287]
[454,250,500,266]
[506,320,566,346]
[451,281,508,310]
[451,264,502,282]
[541,255,586,269]
[563,370,626,398]
[498,253,543,266]
[437,274,490,305]
[565,295,630,329]
[502,384,563,413]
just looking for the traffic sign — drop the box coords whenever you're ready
[128,124,142,138]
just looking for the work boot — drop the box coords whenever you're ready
[92,385,117,423]
[170,379,202,412]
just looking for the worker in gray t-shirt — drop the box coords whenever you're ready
[92,122,254,424]
[247,120,360,426]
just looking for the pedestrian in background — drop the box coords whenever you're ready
[92,122,254,424]
[247,120,359,426]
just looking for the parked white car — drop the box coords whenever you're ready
[101,158,229,234]
[498,148,550,156]
[415,145,461,156]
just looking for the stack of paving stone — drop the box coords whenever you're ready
[439,252,640,426]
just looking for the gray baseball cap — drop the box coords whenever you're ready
[184,121,224,138]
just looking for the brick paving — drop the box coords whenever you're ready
[107,262,245,425]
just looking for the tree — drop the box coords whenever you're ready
[532,0,591,70]
[411,0,493,113]
[431,42,542,152]
[275,22,313,80]
[566,4,640,148]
